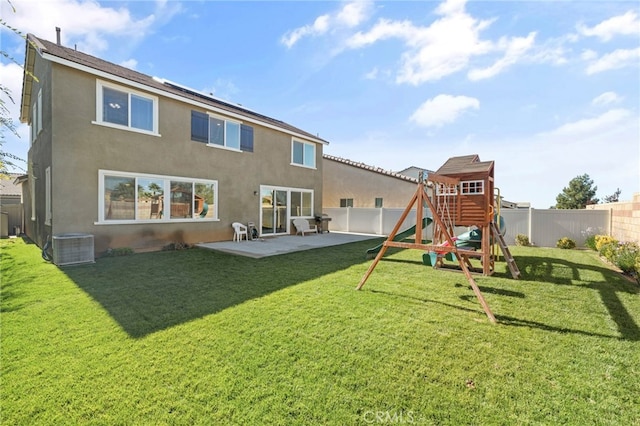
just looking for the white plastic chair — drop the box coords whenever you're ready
[232,222,248,242]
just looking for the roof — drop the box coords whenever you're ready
[396,166,435,180]
[435,154,494,176]
[0,174,24,197]
[21,34,328,145]
[323,155,418,183]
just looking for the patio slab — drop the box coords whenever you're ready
[196,232,380,258]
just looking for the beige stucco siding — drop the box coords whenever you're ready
[323,158,416,208]
[45,63,323,254]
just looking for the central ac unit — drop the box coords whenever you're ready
[52,233,95,266]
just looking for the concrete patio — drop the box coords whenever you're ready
[196,232,380,258]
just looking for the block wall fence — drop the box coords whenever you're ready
[587,192,640,244]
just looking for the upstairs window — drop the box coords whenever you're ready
[375,197,383,208]
[292,139,315,168]
[460,180,484,195]
[31,88,42,144]
[191,111,253,152]
[96,81,158,134]
[340,198,353,208]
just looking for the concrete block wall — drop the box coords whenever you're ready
[587,192,640,243]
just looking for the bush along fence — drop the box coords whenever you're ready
[323,207,613,248]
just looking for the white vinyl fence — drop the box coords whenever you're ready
[323,207,611,248]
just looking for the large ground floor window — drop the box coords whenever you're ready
[260,185,313,236]
[98,170,217,223]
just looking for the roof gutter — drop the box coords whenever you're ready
[37,50,328,145]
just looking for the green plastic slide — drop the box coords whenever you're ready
[366,217,433,258]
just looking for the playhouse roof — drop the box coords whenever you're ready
[435,155,494,176]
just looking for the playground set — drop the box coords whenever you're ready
[357,155,520,323]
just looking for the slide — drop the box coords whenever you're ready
[423,216,507,266]
[366,217,433,258]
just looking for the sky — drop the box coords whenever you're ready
[1,0,639,208]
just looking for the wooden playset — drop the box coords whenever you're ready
[357,155,520,323]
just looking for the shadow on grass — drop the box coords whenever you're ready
[369,288,630,341]
[62,240,373,338]
[516,255,640,341]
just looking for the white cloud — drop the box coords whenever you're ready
[539,109,632,138]
[0,62,30,146]
[591,92,622,107]
[281,1,373,48]
[119,59,138,70]
[577,10,640,41]
[336,1,371,28]
[585,47,640,75]
[2,0,160,55]
[409,94,479,128]
[468,32,536,81]
[344,0,504,84]
[580,49,598,61]
[0,62,26,123]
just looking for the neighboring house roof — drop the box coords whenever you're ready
[396,166,435,180]
[0,173,24,197]
[20,34,328,145]
[435,154,494,175]
[323,154,418,183]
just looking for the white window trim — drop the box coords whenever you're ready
[97,169,218,224]
[45,167,51,225]
[94,80,161,136]
[205,112,242,152]
[460,180,485,195]
[291,139,316,169]
[436,183,458,196]
[289,189,315,218]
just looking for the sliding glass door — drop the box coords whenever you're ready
[261,188,288,236]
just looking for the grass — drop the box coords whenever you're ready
[1,237,639,425]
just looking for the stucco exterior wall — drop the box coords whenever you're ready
[25,52,53,248]
[323,157,417,208]
[587,192,640,243]
[32,57,323,255]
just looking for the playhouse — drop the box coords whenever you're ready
[357,155,520,323]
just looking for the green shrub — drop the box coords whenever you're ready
[104,247,134,257]
[613,242,640,275]
[556,237,576,249]
[515,234,530,246]
[595,235,617,252]
[598,242,618,262]
[584,234,597,251]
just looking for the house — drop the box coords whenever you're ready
[395,166,434,181]
[323,155,420,208]
[0,173,25,236]
[20,33,328,257]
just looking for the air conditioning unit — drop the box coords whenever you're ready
[52,233,95,266]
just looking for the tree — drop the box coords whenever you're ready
[1,1,34,177]
[603,188,621,204]
[555,174,599,209]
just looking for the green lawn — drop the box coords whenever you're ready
[1,238,639,425]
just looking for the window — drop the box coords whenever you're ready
[292,140,316,168]
[100,170,217,223]
[290,191,313,217]
[460,180,484,195]
[96,81,158,134]
[31,89,42,144]
[436,183,458,196]
[340,198,353,208]
[191,111,253,151]
[375,197,383,208]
